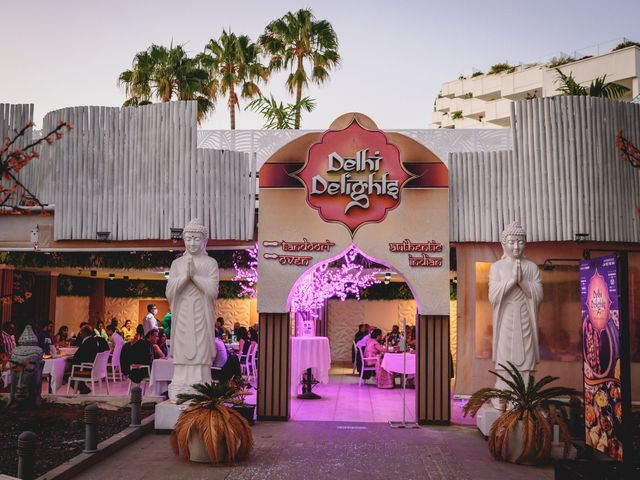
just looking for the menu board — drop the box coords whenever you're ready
[580,255,624,461]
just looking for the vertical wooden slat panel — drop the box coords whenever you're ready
[257,312,290,420]
[417,314,450,425]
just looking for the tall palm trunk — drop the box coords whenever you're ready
[229,88,236,130]
[294,54,303,129]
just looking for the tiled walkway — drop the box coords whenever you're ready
[76,421,554,480]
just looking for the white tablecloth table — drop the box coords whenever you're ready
[380,353,416,375]
[290,336,331,396]
[43,355,72,393]
[147,358,174,396]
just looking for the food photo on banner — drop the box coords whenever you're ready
[580,254,624,462]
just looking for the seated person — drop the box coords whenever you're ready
[70,326,110,394]
[36,321,54,355]
[94,320,109,343]
[146,329,165,359]
[54,325,70,348]
[106,324,124,352]
[71,322,91,346]
[364,328,393,389]
[385,325,401,348]
[215,317,227,339]
[120,320,136,342]
[405,326,416,349]
[120,330,154,384]
[212,333,228,369]
[157,329,169,358]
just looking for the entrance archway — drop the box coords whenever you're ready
[256,113,450,424]
[286,245,419,422]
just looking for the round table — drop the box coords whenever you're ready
[147,358,174,396]
[381,352,416,375]
[290,336,331,399]
[43,355,73,393]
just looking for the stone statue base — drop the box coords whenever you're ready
[168,364,212,403]
[476,403,502,437]
[155,400,187,431]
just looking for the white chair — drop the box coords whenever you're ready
[127,365,150,395]
[67,350,111,395]
[358,345,377,386]
[108,341,124,382]
[250,343,258,382]
[241,342,258,381]
[352,341,359,374]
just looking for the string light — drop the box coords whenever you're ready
[290,245,381,319]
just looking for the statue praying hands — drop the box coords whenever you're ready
[489,222,543,405]
[166,219,219,402]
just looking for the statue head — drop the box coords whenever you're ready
[183,219,208,256]
[500,221,527,259]
[9,325,44,406]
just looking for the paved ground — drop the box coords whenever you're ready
[76,421,554,480]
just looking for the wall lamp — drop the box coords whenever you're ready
[384,272,392,285]
[542,258,581,271]
[170,228,183,242]
[108,273,115,280]
[96,231,111,241]
[574,233,590,243]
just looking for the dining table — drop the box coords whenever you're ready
[147,357,174,396]
[380,352,416,376]
[43,354,73,393]
[290,336,331,398]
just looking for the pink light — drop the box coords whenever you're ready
[289,245,381,318]
[232,244,258,299]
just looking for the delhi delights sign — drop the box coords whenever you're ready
[294,120,414,235]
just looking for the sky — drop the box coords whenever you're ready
[2,0,639,130]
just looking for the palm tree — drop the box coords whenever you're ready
[246,95,315,129]
[197,31,268,130]
[555,68,629,99]
[463,362,578,463]
[260,9,340,129]
[171,381,253,464]
[118,44,213,122]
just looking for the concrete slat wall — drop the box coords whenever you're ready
[14,101,255,241]
[450,97,640,243]
[0,103,34,205]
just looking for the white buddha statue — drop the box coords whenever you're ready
[166,219,219,402]
[489,221,543,403]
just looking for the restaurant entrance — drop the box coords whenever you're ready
[255,112,451,424]
[286,246,420,423]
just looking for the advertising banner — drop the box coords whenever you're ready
[580,254,624,461]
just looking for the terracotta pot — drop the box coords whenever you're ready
[188,428,224,463]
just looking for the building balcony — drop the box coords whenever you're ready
[484,98,513,126]
[471,74,502,100]
[435,97,451,112]
[501,67,544,100]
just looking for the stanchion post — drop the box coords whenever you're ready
[17,431,37,480]
[130,386,142,427]
[83,404,99,453]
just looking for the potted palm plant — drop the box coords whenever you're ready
[463,362,578,465]
[171,382,254,464]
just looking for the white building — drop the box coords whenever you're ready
[430,44,640,129]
